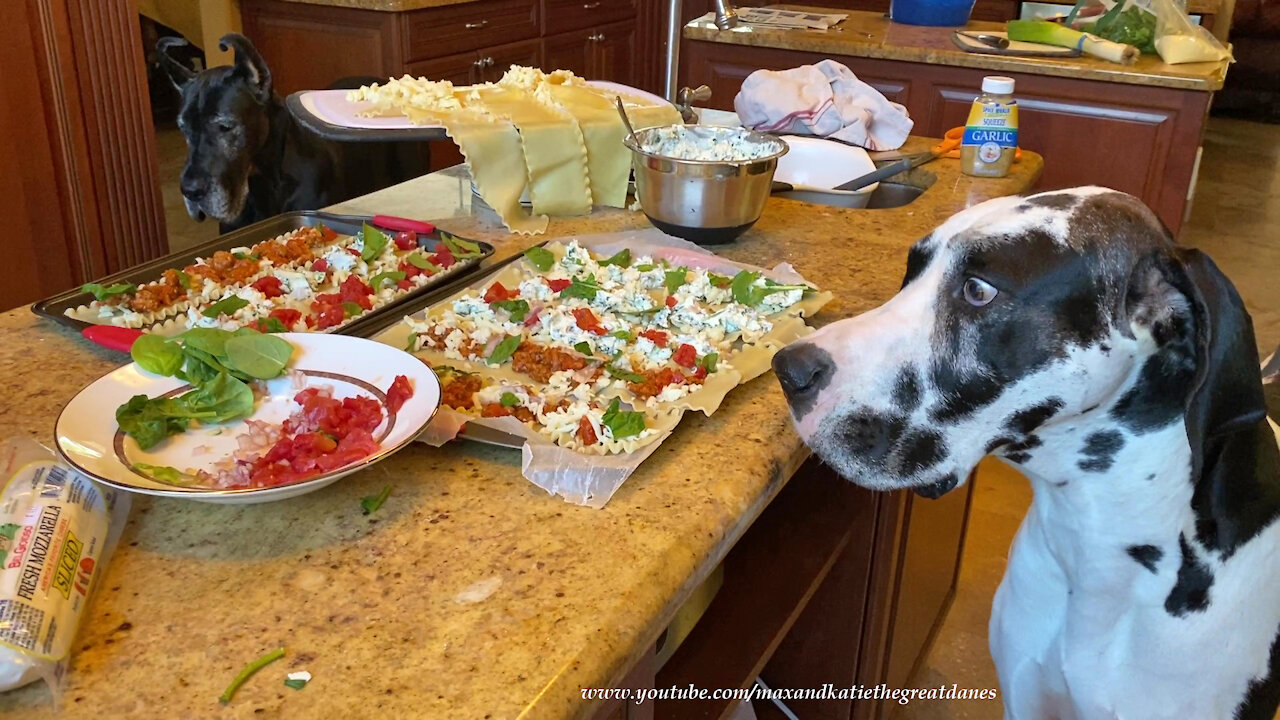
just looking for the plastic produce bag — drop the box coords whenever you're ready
[0,438,130,695]
[1151,0,1232,63]
[1067,0,1158,53]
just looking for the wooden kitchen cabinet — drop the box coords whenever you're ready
[545,20,639,86]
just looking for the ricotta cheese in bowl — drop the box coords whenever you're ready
[638,125,786,162]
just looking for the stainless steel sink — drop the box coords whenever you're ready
[864,182,926,209]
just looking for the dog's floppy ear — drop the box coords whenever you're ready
[219,33,272,103]
[155,37,196,92]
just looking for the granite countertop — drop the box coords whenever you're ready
[685,7,1228,91]
[276,0,480,10]
[0,140,1040,719]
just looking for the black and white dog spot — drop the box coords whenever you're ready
[1023,192,1081,211]
[1004,398,1065,435]
[1077,430,1125,472]
[1234,624,1280,720]
[892,365,922,413]
[1003,435,1043,464]
[895,428,948,476]
[1126,544,1163,573]
[1165,534,1213,617]
[831,410,907,469]
[914,473,960,499]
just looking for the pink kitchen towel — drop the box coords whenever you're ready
[734,60,913,151]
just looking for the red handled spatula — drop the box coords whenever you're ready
[82,326,143,353]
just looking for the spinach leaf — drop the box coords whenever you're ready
[441,233,483,258]
[370,270,406,290]
[500,392,520,408]
[177,372,255,420]
[133,463,196,486]
[180,327,231,357]
[181,345,248,383]
[610,330,634,341]
[730,270,762,306]
[491,299,529,322]
[223,334,294,379]
[115,395,190,450]
[131,334,183,377]
[261,316,289,333]
[559,278,599,301]
[599,248,631,268]
[601,397,647,439]
[360,223,389,262]
[488,335,521,365]
[708,272,732,288]
[574,341,593,355]
[406,254,442,273]
[636,263,655,272]
[523,246,554,272]
[605,364,645,383]
[82,282,136,302]
[202,296,249,318]
[664,269,688,295]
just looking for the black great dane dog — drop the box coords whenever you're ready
[156,34,428,232]
[772,187,1280,720]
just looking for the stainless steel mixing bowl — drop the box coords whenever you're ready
[624,125,788,245]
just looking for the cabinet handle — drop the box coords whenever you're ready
[464,20,488,29]
[473,58,487,68]
[588,32,605,41]
[484,57,495,67]
[583,1,601,7]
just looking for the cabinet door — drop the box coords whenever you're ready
[477,38,542,83]
[590,20,637,86]
[544,29,593,79]
[405,49,481,85]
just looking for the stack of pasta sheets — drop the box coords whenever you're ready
[374,229,832,507]
[347,67,682,234]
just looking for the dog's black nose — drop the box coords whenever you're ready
[180,174,207,201]
[772,342,835,407]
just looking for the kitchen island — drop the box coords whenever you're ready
[0,140,1040,720]
[682,8,1228,235]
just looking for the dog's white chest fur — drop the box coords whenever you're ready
[991,421,1280,720]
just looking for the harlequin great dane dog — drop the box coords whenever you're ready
[772,187,1280,720]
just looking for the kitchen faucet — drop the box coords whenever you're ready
[714,0,740,29]
[663,0,738,103]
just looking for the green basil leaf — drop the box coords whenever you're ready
[699,352,719,372]
[342,301,364,318]
[133,463,197,486]
[406,254,442,273]
[131,334,184,377]
[441,233,483,258]
[500,392,520,408]
[636,263,655,272]
[488,335,522,365]
[370,270,406,290]
[491,299,530,322]
[574,341,593,355]
[360,484,393,515]
[360,223,389,262]
[222,334,294,379]
[523,246,555,272]
[605,364,645,384]
[176,270,192,290]
[559,279,599,301]
[731,270,763,306]
[601,397,646,439]
[610,330,634,341]
[202,296,250,318]
[599,248,631,268]
[664,269,688,295]
[708,272,733,288]
[81,282,137,302]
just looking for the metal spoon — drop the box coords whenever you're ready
[615,96,638,144]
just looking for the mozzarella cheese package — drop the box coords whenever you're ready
[0,439,130,694]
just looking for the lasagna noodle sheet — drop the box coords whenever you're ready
[438,111,550,235]
[475,87,592,218]
[545,85,631,208]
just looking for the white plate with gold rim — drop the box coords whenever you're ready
[54,334,440,504]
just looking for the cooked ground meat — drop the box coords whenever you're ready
[128,269,186,313]
[481,403,537,423]
[627,368,703,400]
[440,374,483,410]
[252,234,315,266]
[510,341,591,383]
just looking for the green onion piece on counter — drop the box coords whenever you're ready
[523,246,554,272]
[360,223,389,262]
[284,673,310,691]
[599,248,631,268]
[573,341,592,355]
[202,296,249,319]
[219,647,286,705]
[81,282,137,302]
[488,335,521,365]
[361,485,392,515]
[500,392,520,408]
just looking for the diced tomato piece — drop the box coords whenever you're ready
[665,295,678,308]
[639,329,668,348]
[312,258,328,273]
[319,225,338,243]
[577,415,598,445]
[386,375,414,413]
[251,275,284,298]
[393,230,418,251]
[305,315,316,328]
[347,248,361,257]
[339,275,374,310]
[572,308,607,336]
[481,403,512,418]
[431,246,456,268]
[693,365,708,380]
[269,308,302,328]
[314,292,342,307]
[546,278,572,292]
[673,343,697,368]
[523,306,542,327]
[399,260,421,280]
[397,279,413,291]
[483,281,519,303]
[314,304,344,330]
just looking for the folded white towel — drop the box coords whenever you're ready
[734,60,914,152]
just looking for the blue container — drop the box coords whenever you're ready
[890,0,976,26]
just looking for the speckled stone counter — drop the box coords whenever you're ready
[0,140,1040,719]
[685,8,1228,91]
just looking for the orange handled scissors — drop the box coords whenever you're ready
[932,126,1023,161]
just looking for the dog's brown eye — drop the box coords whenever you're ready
[963,277,998,306]
[214,121,235,133]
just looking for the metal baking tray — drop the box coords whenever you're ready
[31,211,494,340]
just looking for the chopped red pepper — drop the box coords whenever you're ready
[577,415,598,445]
[431,246,456,268]
[340,275,374,310]
[397,279,413,291]
[313,304,344,330]
[483,281,519,303]
[573,308,607,336]
[386,375,414,413]
[347,248,361,257]
[665,295,678,308]
[319,225,338,243]
[311,258,328,273]
[546,278,572,292]
[673,343,697,368]
[250,275,284,298]
[393,230,418,251]
[639,329,668,348]
[305,315,316,329]
[693,365,708,380]
[269,308,302,328]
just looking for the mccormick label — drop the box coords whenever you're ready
[962,102,1019,165]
